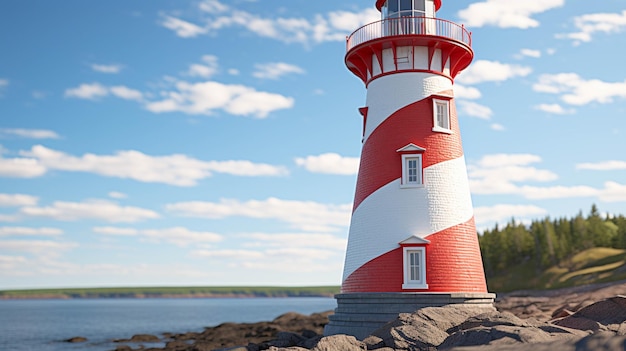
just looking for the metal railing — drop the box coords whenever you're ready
[347,17,472,52]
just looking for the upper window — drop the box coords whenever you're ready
[432,98,452,134]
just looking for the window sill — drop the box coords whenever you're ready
[402,283,429,290]
[400,183,424,189]
[432,127,453,134]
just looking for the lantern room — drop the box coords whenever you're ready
[376,0,441,19]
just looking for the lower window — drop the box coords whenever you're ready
[402,246,428,289]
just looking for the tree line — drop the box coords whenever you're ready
[478,204,626,278]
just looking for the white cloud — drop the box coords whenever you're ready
[108,191,128,199]
[91,64,124,74]
[161,16,208,38]
[241,232,346,250]
[469,154,626,203]
[93,227,138,236]
[65,83,109,100]
[295,153,359,175]
[67,59,294,118]
[110,86,144,101]
[490,123,505,131]
[453,84,482,99]
[188,55,219,78]
[94,226,222,247]
[0,156,47,178]
[0,227,63,237]
[145,80,294,118]
[0,79,8,96]
[519,49,541,58]
[0,193,38,207]
[161,1,378,45]
[469,154,559,195]
[457,0,564,29]
[599,182,626,202]
[558,10,626,44]
[253,62,305,80]
[576,160,626,171]
[0,240,78,257]
[16,145,288,186]
[533,73,626,106]
[191,246,342,273]
[199,0,228,14]
[474,204,548,226]
[166,197,352,232]
[456,60,532,85]
[0,255,26,270]
[20,199,160,223]
[32,91,47,99]
[534,103,575,115]
[457,101,493,120]
[0,128,60,139]
[65,83,143,101]
[192,249,264,259]
[518,185,600,200]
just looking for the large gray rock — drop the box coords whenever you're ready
[367,305,494,350]
[553,296,626,333]
[310,335,366,351]
[440,311,583,350]
[446,332,626,351]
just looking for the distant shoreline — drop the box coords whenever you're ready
[0,286,340,300]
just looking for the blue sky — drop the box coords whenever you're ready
[1,0,626,289]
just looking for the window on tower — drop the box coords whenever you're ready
[397,143,426,188]
[402,246,428,289]
[401,154,423,188]
[432,98,452,134]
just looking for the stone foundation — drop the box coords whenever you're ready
[323,292,496,339]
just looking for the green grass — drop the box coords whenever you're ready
[0,286,341,299]
[487,247,626,293]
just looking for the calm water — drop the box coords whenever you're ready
[0,297,337,351]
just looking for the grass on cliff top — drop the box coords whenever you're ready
[0,286,341,299]
[487,247,626,293]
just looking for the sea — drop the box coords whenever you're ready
[0,297,337,351]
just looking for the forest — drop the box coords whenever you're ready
[479,204,626,290]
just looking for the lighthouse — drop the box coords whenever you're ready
[324,0,495,339]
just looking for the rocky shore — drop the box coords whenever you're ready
[69,280,626,351]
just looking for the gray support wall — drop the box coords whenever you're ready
[324,292,496,340]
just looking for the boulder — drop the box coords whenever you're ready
[368,304,496,350]
[445,332,626,351]
[64,336,87,343]
[553,296,626,333]
[310,335,366,351]
[114,333,160,343]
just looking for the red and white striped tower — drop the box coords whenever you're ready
[325,0,494,339]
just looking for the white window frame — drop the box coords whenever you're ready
[432,98,452,134]
[402,246,428,289]
[400,154,423,188]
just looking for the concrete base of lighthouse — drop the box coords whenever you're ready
[323,292,496,340]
